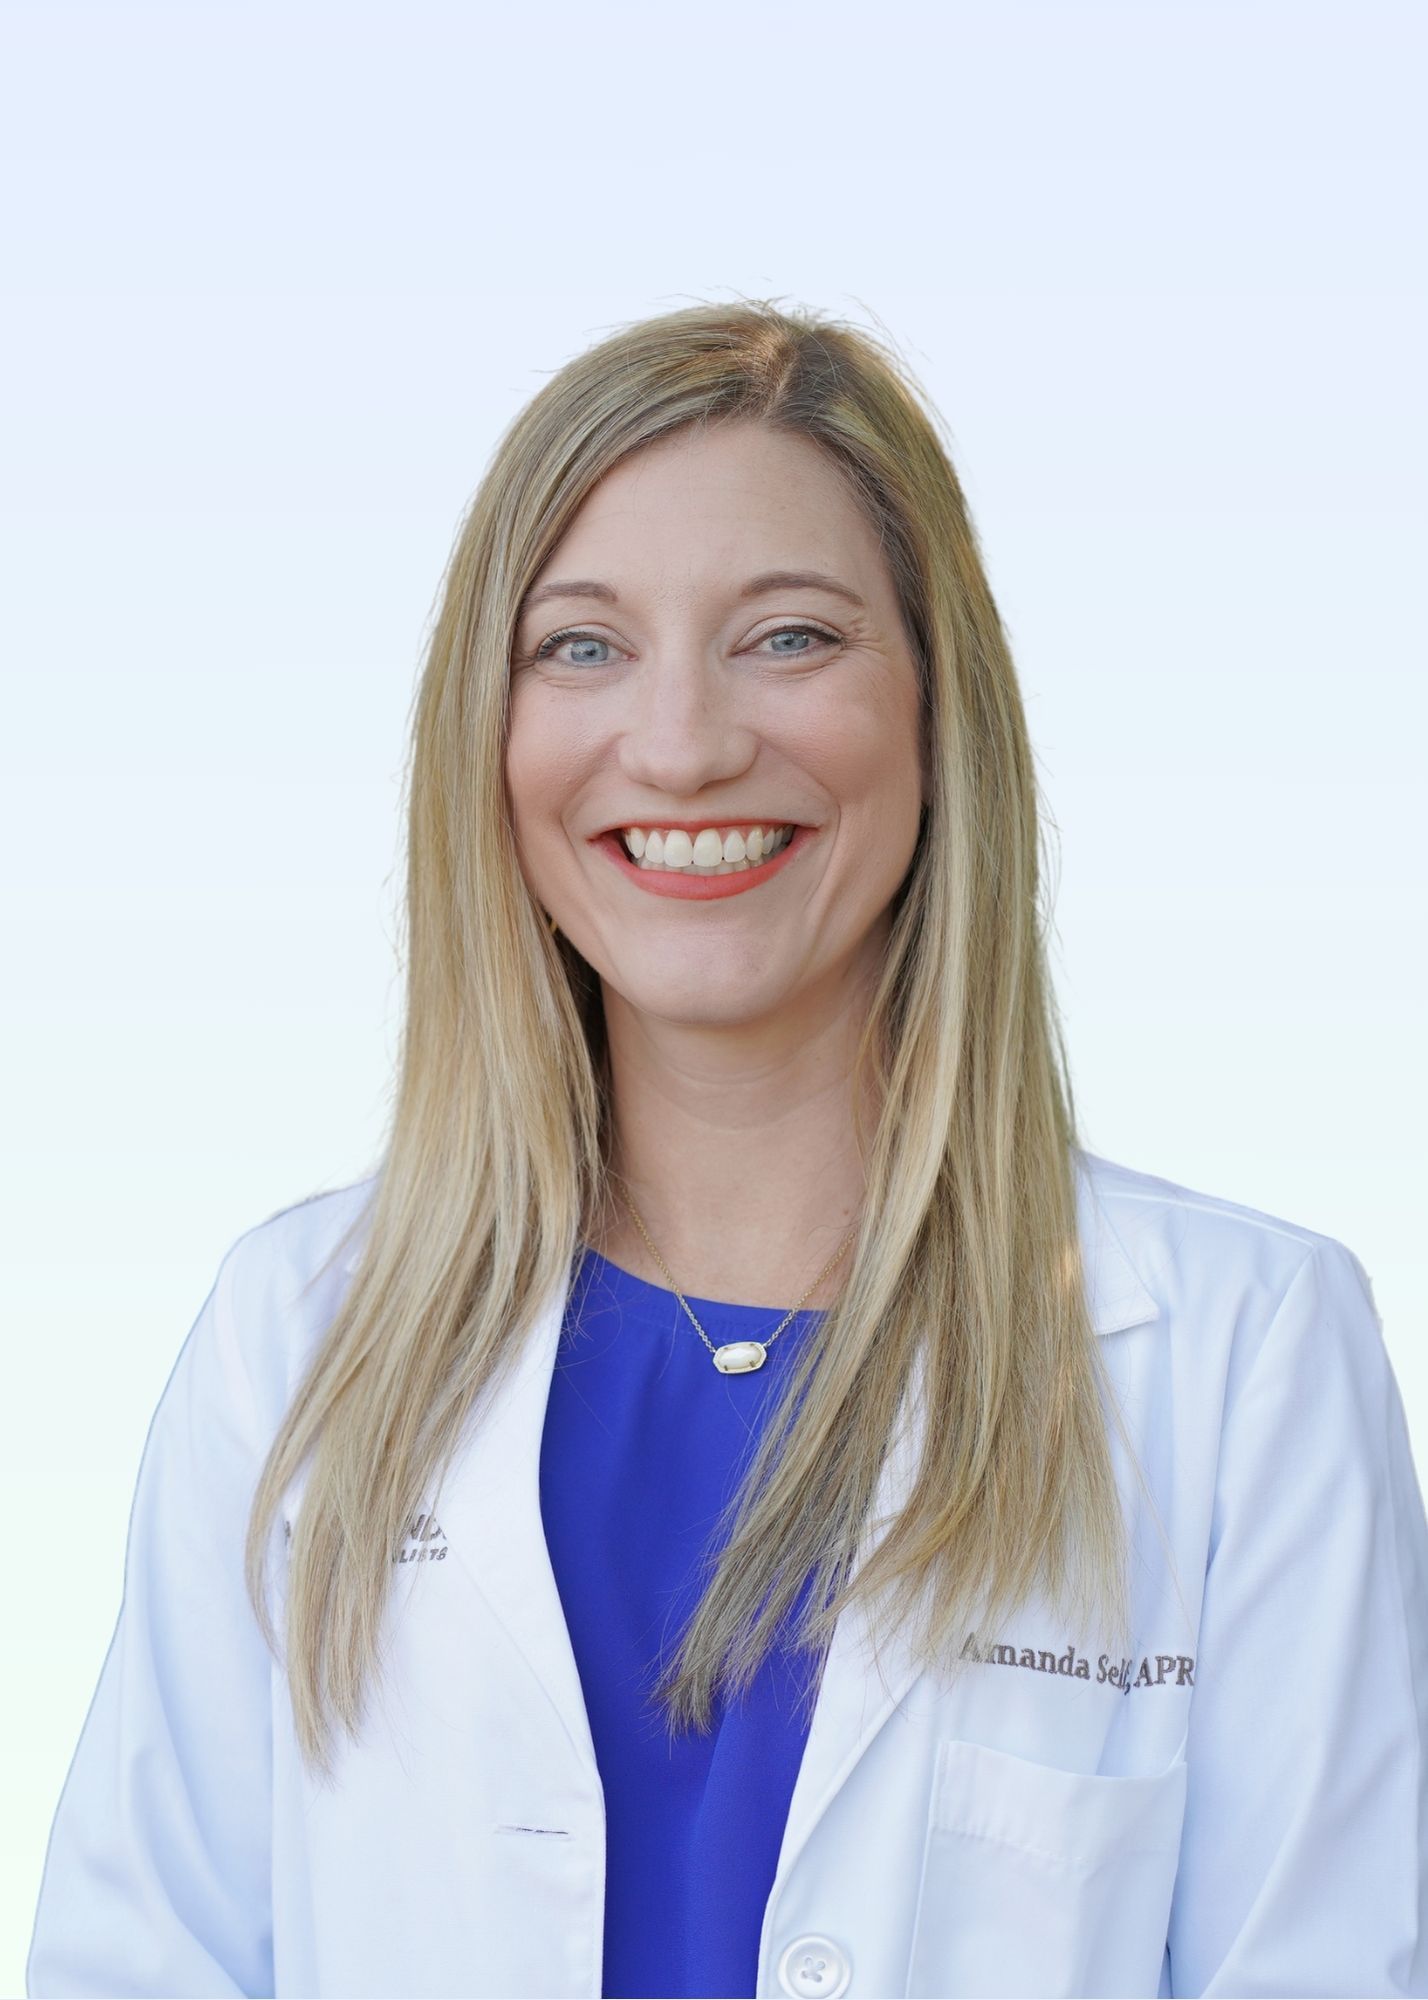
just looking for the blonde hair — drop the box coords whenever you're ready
[245,296,1152,1781]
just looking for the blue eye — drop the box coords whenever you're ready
[531,622,840,667]
[533,628,612,666]
[761,624,840,655]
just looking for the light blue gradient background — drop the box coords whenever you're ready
[4,1,1423,1985]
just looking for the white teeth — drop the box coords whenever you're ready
[618,823,795,873]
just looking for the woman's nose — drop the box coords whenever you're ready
[615,654,755,791]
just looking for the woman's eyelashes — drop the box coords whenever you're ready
[530,621,844,668]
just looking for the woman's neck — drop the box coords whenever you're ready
[591,999,876,1313]
[586,1202,860,1314]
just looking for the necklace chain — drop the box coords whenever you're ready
[608,1169,857,1366]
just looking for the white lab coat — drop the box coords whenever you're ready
[26,1151,1428,1999]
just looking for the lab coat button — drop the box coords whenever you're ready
[776,1932,852,1998]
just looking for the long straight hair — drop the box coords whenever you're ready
[244,297,1153,1782]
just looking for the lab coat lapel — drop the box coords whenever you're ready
[771,1152,1162,1881]
[425,1268,600,1776]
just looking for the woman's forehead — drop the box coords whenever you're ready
[522,431,892,620]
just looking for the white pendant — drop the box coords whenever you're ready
[713,1340,767,1374]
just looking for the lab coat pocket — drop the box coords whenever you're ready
[905,1736,1188,1999]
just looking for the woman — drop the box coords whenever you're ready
[28,300,1428,2000]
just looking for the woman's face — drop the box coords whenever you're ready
[505,419,927,1034]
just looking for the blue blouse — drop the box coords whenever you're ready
[537,1246,828,2000]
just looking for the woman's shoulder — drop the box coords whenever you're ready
[195,1173,382,1427]
[1074,1145,1383,1382]
[231,1172,381,1282]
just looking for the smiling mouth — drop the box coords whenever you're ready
[591,823,817,901]
[609,823,797,874]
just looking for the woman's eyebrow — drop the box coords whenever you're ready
[520,569,866,615]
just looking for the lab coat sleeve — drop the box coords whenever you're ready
[27,1237,277,1998]
[1167,1237,1428,1997]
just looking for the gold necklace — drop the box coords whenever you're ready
[608,1170,857,1374]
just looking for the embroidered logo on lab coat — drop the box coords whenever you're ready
[395,1510,448,1564]
[281,1509,450,1564]
[959,1631,1195,1691]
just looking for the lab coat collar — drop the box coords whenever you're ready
[335,1148,1160,1885]
[1075,1148,1164,1337]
